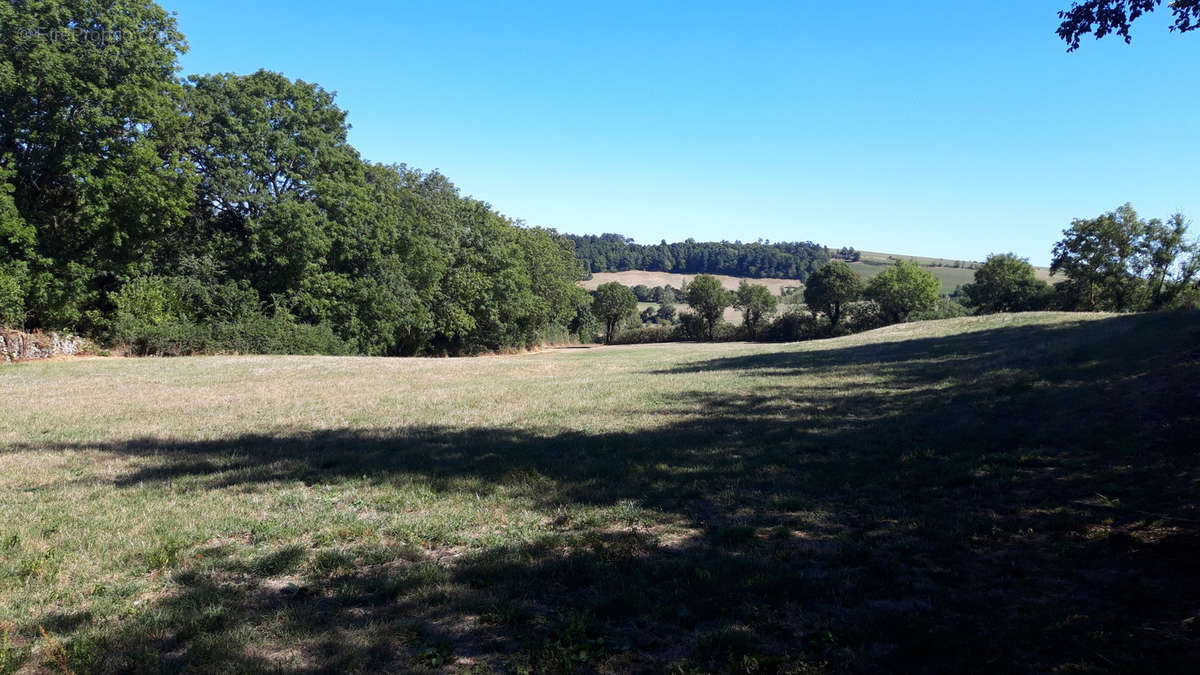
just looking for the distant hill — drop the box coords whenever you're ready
[568,233,827,280]
[578,271,801,295]
[578,252,1054,296]
[570,235,1053,295]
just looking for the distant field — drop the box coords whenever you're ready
[580,252,1055,298]
[857,250,1056,287]
[579,271,802,295]
[2,312,1197,672]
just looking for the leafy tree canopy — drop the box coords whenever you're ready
[685,274,732,339]
[864,260,940,323]
[803,260,864,329]
[962,254,1050,314]
[592,282,637,344]
[569,234,827,280]
[1051,204,1197,312]
[733,281,777,338]
[1058,0,1200,50]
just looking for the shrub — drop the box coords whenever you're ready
[611,326,676,345]
[121,316,351,356]
[110,276,187,343]
[122,320,212,356]
[211,316,351,355]
[909,296,972,322]
[0,263,25,327]
[843,300,888,332]
[761,311,825,342]
[673,311,708,340]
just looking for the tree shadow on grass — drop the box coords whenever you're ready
[16,312,1200,672]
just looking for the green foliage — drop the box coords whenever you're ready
[843,300,889,332]
[1051,204,1197,312]
[962,253,1051,313]
[832,246,862,262]
[592,282,638,344]
[0,262,25,327]
[759,310,824,342]
[0,5,594,355]
[1057,0,1199,51]
[1051,203,1147,311]
[569,234,828,279]
[628,284,685,303]
[672,311,735,341]
[1,0,194,333]
[611,326,675,345]
[864,260,940,323]
[111,277,187,342]
[909,296,973,322]
[121,315,351,357]
[803,260,864,330]
[655,302,677,324]
[685,275,732,340]
[1143,213,1199,310]
[732,281,777,338]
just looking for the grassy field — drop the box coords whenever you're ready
[855,251,1056,289]
[2,312,1198,672]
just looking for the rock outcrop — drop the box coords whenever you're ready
[1,330,94,362]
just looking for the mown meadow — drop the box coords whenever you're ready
[1,312,1198,673]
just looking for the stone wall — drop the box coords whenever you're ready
[0,330,94,363]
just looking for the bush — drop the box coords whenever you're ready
[761,311,825,342]
[0,263,25,327]
[122,320,212,356]
[672,313,738,341]
[121,316,351,356]
[909,296,971,322]
[843,300,888,332]
[611,326,676,345]
[111,276,187,343]
[211,317,351,355]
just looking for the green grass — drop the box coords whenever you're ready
[847,259,977,293]
[1,312,1198,672]
[853,250,1055,293]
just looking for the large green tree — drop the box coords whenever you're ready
[592,282,637,344]
[803,260,863,330]
[1143,213,1198,310]
[685,274,732,340]
[962,253,1050,314]
[865,260,940,323]
[733,281,777,338]
[1050,203,1148,311]
[0,0,194,330]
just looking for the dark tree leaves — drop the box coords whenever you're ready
[1058,0,1200,50]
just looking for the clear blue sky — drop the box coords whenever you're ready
[170,0,1197,266]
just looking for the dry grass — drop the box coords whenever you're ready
[579,271,802,295]
[1,312,1197,672]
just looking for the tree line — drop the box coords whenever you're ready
[590,203,1198,346]
[0,1,591,355]
[590,259,947,345]
[569,233,828,280]
[962,204,1198,315]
